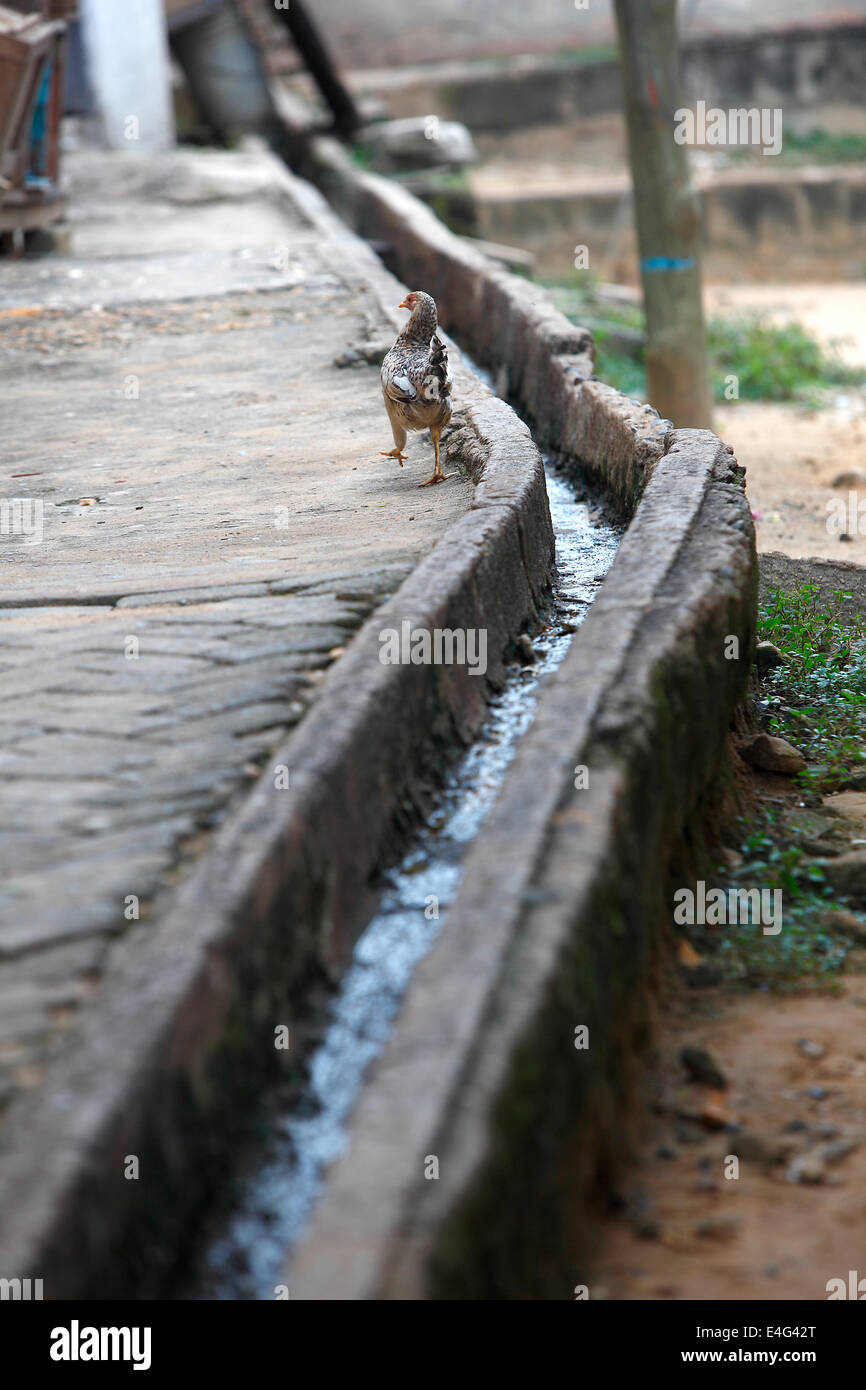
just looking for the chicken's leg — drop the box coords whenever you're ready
[380,419,407,466]
[419,426,455,488]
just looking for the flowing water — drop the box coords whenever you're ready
[190,416,622,1299]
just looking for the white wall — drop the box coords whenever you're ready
[79,0,175,151]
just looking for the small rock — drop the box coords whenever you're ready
[783,1119,808,1132]
[742,733,807,775]
[807,1086,828,1100]
[755,641,785,671]
[515,633,537,666]
[832,470,866,488]
[820,1138,858,1165]
[822,854,866,903]
[730,1133,784,1168]
[820,907,866,939]
[634,1218,661,1240]
[680,1045,727,1090]
[677,937,703,967]
[787,1151,826,1184]
[797,1038,826,1059]
[802,837,841,857]
[361,116,478,172]
[700,1094,736,1130]
[695,1214,741,1241]
[656,1143,678,1161]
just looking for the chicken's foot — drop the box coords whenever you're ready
[418,427,455,488]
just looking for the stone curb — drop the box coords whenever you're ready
[289,431,756,1299]
[759,550,866,622]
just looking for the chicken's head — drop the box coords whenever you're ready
[397,291,438,340]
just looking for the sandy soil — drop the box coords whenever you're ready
[706,283,866,560]
[587,775,866,1302]
[715,398,866,560]
[590,973,866,1301]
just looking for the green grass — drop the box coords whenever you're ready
[548,43,619,67]
[709,810,849,989]
[718,820,842,991]
[695,806,858,992]
[544,280,864,403]
[591,344,646,398]
[687,584,866,990]
[758,583,866,793]
[727,128,866,167]
[707,316,861,402]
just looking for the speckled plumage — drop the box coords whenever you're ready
[379,290,454,487]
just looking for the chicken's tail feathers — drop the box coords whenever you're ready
[429,333,452,397]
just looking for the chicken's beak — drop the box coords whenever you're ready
[398,296,412,309]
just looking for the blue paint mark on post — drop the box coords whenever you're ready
[642,256,696,272]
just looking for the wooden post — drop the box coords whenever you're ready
[271,0,360,139]
[613,0,712,428]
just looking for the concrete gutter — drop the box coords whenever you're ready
[289,431,756,1300]
[0,167,554,1297]
[274,125,758,1297]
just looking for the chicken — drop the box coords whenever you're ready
[379,290,454,487]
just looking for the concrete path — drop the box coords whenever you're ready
[0,143,471,1121]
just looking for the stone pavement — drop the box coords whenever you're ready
[0,143,471,1122]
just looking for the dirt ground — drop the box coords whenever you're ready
[588,781,866,1302]
[708,283,866,561]
[578,289,866,1299]
[590,972,866,1301]
[714,398,866,561]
